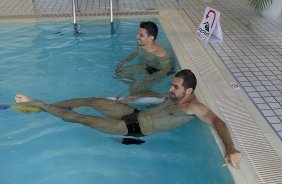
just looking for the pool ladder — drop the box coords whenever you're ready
[71,0,115,34]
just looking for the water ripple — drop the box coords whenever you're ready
[0,126,74,146]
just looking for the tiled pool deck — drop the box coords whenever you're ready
[0,0,282,183]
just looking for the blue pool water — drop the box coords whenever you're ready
[0,18,234,184]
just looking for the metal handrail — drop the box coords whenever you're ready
[72,0,80,34]
[110,0,115,34]
[71,0,115,34]
[72,0,77,25]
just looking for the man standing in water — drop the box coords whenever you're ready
[15,69,240,168]
[116,21,173,94]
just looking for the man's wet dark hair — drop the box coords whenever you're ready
[140,21,158,41]
[175,69,197,92]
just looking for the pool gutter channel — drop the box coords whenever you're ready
[157,9,282,184]
[0,10,159,21]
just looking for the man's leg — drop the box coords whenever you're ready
[16,94,135,119]
[15,96,128,135]
[129,75,163,95]
[43,103,128,135]
[51,98,135,119]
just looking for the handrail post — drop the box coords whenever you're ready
[72,0,80,34]
[110,0,115,34]
[72,0,77,25]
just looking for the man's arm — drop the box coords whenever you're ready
[191,101,241,168]
[132,56,172,90]
[150,55,172,77]
[116,50,138,72]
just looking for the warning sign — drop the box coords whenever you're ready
[195,7,223,42]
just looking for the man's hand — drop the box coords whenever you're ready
[123,95,140,103]
[223,147,241,169]
[116,62,124,73]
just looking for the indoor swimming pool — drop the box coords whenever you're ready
[0,18,234,184]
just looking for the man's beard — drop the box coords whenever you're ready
[170,92,185,101]
[137,40,145,47]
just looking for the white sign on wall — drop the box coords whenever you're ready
[195,7,223,42]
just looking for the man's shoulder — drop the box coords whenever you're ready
[155,46,168,58]
[188,98,210,116]
[179,98,201,112]
[140,45,168,58]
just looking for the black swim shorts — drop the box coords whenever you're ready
[121,109,144,137]
[145,65,160,74]
[145,64,174,75]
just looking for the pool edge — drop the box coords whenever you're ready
[157,8,282,184]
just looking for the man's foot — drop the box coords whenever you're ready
[15,94,45,108]
[15,94,32,103]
